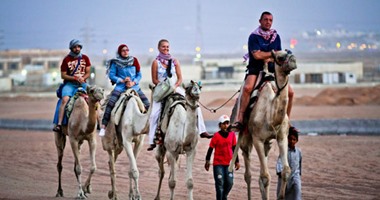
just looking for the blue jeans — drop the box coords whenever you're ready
[62,81,87,97]
[213,165,234,200]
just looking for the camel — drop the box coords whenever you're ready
[230,50,297,200]
[154,80,201,200]
[101,89,151,200]
[54,85,104,199]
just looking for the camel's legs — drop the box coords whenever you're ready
[54,132,66,197]
[107,149,118,200]
[253,139,271,200]
[229,131,242,172]
[70,139,86,199]
[277,129,291,200]
[133,135,145,157]
[185,150,196,200]
[242,149,252,200]
[155,147,166,200]
[83,137,97,194]
[124,139,141,200]
[167,152,178,200]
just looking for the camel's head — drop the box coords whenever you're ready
[271,50,297,74]
[87,85,104,102]
[182,80,202,101]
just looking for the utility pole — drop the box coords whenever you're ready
[80,21,95,55]
[195,0,205,78]
[0,30,4,50]
[195,0,203,56]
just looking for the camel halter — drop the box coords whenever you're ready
[272,51,292,96]
[274,75,289,97]
[185,82,201,110]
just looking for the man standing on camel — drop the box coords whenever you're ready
[231,11,299,134]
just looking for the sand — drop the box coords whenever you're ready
[0,131,379,200]
[0,85,379,199]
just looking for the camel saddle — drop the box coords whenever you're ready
[65,88,88,119]
[111,89,145,126]
[247,71,275,119]
[230,71,275,130]
[154,93,186,144]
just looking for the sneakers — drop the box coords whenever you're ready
[200,132,213,139]
[99,128,105,137]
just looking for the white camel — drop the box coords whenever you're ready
[54,85,104,199]
[154,80,201,200]
[101,89,151,200]
[230,50,297,200]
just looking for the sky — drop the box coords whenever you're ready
[1,0,380,56]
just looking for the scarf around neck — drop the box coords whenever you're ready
[243,26,278,62]
[106,55,134,75]
[156,52,177,66]
[252,26,277,43]
[68,51,82,58]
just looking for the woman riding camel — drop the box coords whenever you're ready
[147,39,212,151]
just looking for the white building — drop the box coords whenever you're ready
[293,62,362,84]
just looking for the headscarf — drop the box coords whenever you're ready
[243,26,278,62]
[69,39,83,49]
[68,39,83,58]
[117,44,128,56]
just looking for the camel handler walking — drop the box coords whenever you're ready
[53,39,92,134]
[204,114,240,200]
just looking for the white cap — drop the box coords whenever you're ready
[218,115,230,123]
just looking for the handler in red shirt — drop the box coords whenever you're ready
[204,115,240,200]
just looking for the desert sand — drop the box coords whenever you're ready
[0,85,379,199]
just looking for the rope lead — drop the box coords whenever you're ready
[199,89,240,113]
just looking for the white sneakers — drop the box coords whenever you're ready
[99,128,105,137]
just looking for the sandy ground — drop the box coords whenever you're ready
[0,85,380,199]
[0,131,379,200]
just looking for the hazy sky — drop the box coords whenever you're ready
[1,0,379,56]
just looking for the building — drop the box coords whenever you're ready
[0,49,67,90]
[200,58,363,85]
[0,49,366,92]
[293,62,363,84]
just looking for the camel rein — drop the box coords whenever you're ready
[274,76,289,96]
[272,51,292,96]
[199,89,240,113]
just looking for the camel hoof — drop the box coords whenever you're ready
[129,193,141,200]
[108,190,117,200]
[84,184,92,194]
[76,191,87,199]
[55,189,64,197]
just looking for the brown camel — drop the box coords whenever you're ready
[54,85,104,199]
[230,50,297,200]
[101,89,151,200]
[154,80,201,200]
